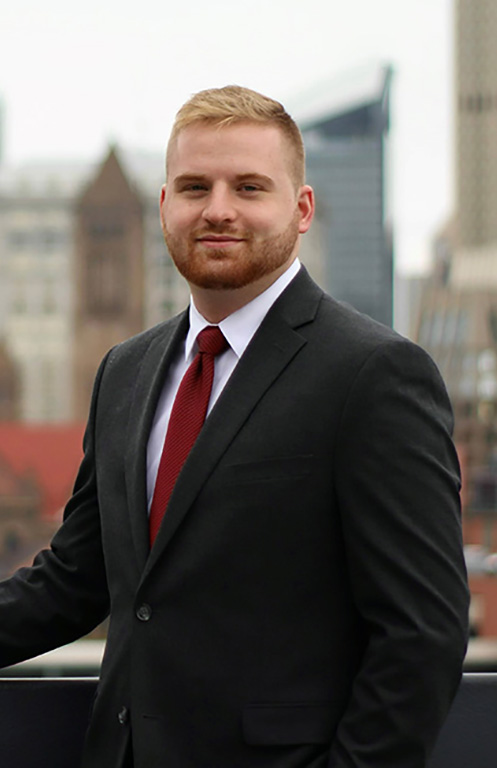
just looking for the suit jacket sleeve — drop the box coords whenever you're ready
[328,338,469,767]
[0,352,111,668]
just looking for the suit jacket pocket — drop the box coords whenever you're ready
[242,702,336,745]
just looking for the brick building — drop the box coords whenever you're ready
[0,424,84,577]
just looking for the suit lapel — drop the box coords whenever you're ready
[141,268,323,582]
[124,311,189,569]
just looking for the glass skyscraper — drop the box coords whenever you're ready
[295,64,393,327]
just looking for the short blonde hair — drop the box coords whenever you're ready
[166,85,305,188]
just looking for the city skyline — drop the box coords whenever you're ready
[1,0,454,275]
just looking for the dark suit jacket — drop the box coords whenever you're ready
[0,268,468,768]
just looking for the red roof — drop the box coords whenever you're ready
[0,423,86,520]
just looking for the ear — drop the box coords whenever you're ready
[297,185,315,234]
[159,185,167,233]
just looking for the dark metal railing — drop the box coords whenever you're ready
[0,674,496,768]
[0,677,97,768]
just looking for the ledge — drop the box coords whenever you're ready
[1,674,497,767]
[1,639,105,677]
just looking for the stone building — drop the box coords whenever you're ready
[73,148,145,419]
[0,148,188,422]
[0,160,85,421]
[0,341,20,420]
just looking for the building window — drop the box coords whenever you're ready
[488,311,497,344]
[13,285,27,314]
[431,311,444,346]
[85,249,126,315]
[36,228,67,252]
[7,231,29,251]
[43,282,57,314]
[455,310,469,343]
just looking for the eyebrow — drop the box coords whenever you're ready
[173,174,208,188]
[235,173,274,187]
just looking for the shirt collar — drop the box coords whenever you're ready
[185,258,301,362]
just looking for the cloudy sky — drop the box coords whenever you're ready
[1,0,454,273]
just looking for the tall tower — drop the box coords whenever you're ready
[0,97,4,167]
[456,0,497,248]
[73,147,145,419]
[296,64,393,327]
[411,1,497,609]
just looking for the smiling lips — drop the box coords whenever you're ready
[196,234,246,249]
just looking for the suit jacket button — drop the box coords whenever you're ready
[118,706,129,725]
[136,603,152,621]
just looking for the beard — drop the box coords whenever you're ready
[164,212,301,291]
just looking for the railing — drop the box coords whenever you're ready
[0,674,496,768]
[0,677,97,768]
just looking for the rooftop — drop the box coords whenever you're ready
[0,147,164,200]
[290,61,393,131]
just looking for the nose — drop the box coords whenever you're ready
[202,185,236,225]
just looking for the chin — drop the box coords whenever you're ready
[171,252,264,291]
[184,270,258,292]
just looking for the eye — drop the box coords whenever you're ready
[239,183,261,193]
[179,182,209,196]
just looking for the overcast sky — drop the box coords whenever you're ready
[1,0,454,274]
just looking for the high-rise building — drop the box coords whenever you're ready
[412,0,497,634]
[0,97,4,168]
[415,0,497,462]
[456,0,497,250]
[295,64,393,327]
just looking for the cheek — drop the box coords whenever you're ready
[245,208,281,232]
[163,204,199,234]
[251,208,294,236]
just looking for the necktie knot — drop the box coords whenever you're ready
[197,326,228,357]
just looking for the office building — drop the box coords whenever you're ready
[412,0,497,634]
[456,0,497,251]
[295,64,393,326]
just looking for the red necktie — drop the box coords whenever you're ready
[149,325,228,545]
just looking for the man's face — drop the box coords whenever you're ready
[160,121,314,292]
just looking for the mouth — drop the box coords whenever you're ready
[196,234,245,249]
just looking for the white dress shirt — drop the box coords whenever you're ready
[146,258,301,509]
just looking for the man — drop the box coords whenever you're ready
[0,86,468,767]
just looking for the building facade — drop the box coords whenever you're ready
[0,165,81,421]
[411,0,497,636]
[456,0,497,250]
[296,65,393,327]
[73,149,145,419]
[0,423,85,579]
[0,149,188,422]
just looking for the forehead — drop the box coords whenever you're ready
[167,122,293,180]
